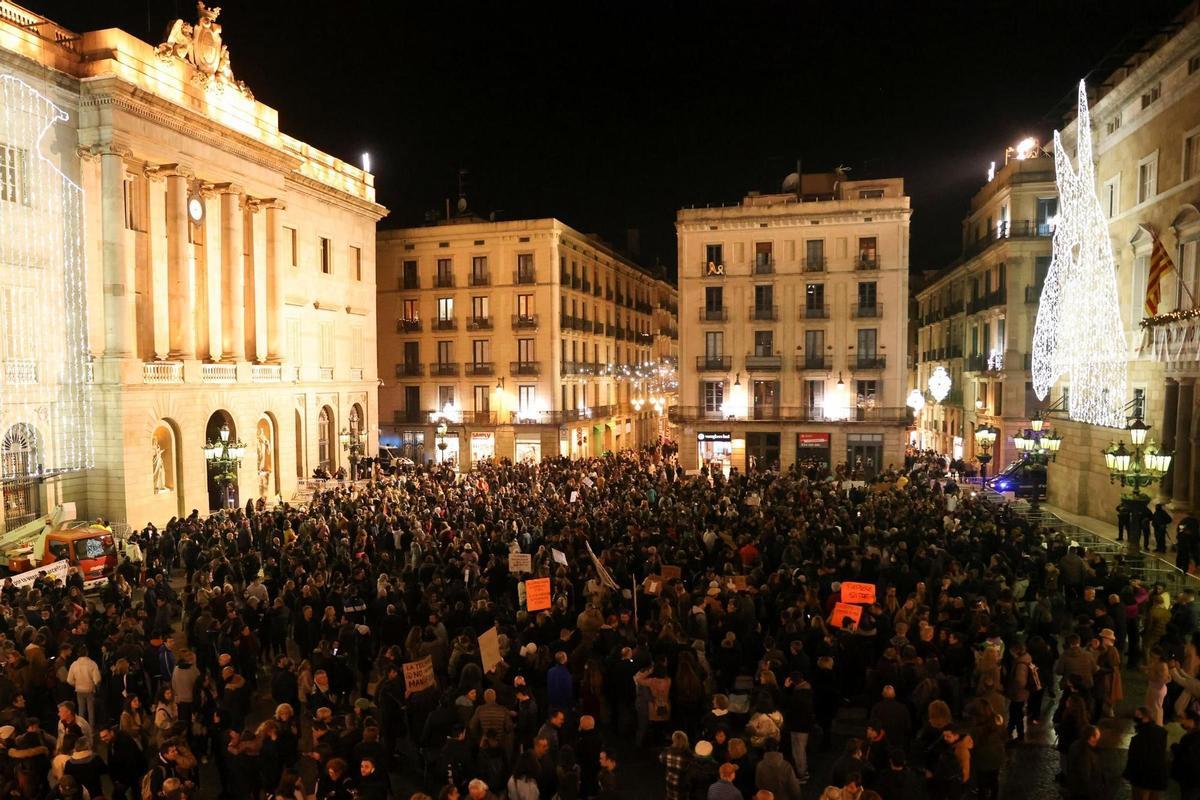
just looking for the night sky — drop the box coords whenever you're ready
[32,0,1193,275]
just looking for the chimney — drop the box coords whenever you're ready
[626,228,641,261]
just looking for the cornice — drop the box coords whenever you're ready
[283,173,388,222]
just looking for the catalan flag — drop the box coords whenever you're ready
[1145,232,1175,317]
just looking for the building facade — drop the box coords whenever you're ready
[0,3,385,529]
[376,218,676,468]
[675,176,912,476]
[1044,5,1200,520]
[913,153,1057,470]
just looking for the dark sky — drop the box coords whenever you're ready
[32,0,1192,275]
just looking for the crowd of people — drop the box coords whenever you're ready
[0,442,1199,800]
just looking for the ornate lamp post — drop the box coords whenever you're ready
[974,423,998,479]
[435,419,449,461]
[1102,418,1172,555]
[1012,414,1063,511]
[339,408,364,480]
[203,423,246,509]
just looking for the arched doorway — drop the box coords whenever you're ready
[204,411,238,511]
[255,414,279,499]
[1,423,41,531]
[317,406,335,474]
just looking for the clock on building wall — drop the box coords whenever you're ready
[187,194,205,224]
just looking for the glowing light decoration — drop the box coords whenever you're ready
[906,389,926,414]
[0,75,93,474]
[928,366,952,403]
[1032,80,1127,428]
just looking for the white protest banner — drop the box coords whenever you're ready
[402,656,435,693]
[552,548,568,566]
[9,560,69,589]
[479,627,502,674]
[508,552,532,573]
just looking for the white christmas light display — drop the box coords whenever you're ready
[1032,80,1127,428]
[906,388,925,414]
[0,75,93,474]
[928,366,952,403]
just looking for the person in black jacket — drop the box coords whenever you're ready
[782,672,813,782]
[1172,707,1200,800]
[1123,706,1168,798]
[875,749,925,800]
[1153,504,1172,553]
[99,725,144,800]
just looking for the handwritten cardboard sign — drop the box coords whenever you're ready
[403,656,435,693]
[840,582,876,605]
[830,602,863,630]
[479,627,502,674]
[525,577,552,612]
[508,552,532,573]
[552,548,568,566]
[660,565,682,582]
[642,576,662,596]
[728,575,749,591]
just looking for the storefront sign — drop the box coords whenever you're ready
[797,433,831,448]
[697,432,732,442]
[471,432,495,461]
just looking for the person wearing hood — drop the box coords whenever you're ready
[1123,705,1168,799]
[63,737,107,800]
[755,740,802,800]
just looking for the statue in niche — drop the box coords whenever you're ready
[152,440,168,493]
[257,428,273,497]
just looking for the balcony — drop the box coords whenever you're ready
[752,258,775,275]
[466,362,494,376]
[468,411,499,425]
[699,307,728,323]
[400,276,419,290]
[581,280,591,293]
[965,353,988,371]
[852,303,882,318]
[625,328,636,341]
[250,364,282,383]
[393,409,430,424]
[947,345,963,358]
[469,272,490,287]
[749,305,778,322]
[1025,284,1043,303]
[800,304,829,320]
[593,283,602,297]
[669,405,911,425]
[396,318,422,333]
[796,355,831,371]
[395,363,423,377]
[967,289,1007,314]
[201,363,237,384]
[594,320,605,334]
[3,359,37,384]
[745,353,782,371]
[143,361,182,384]
[511,361,541,376]
[433,317,457,331]
[636,301,652,314]
[431,362,460,377]
[514,270,536,285]
[803,257,827,272]
[615,294,625,306]
[562,361,599,376]
[319,367,334,381]
[571,275,582,289]
[512,314,538,330]
[560,271,571,284]
[637,332,653,344]
[702,261,726,277]
[605,323,617,337]
[605,288,614,300]
[854,356,886,370]
[434,274,455,288]
[467,316,493,331]
[963,219,1054,260]
[855,256,879,270]
[614,328,625,341]
[696,355,732,371]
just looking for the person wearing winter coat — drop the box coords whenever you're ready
[1171,706,1200,800]
[1123,706,1168,799]
[1004,642,1033,742]
[683,741,720,800]
[1065,726,1104,800]
[754,742,802,800]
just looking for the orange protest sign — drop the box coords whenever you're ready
[729,575,749,591]
[661,565,682,582]
[841,582,876,605]
[830,602,863,630]
[525,577,552,612]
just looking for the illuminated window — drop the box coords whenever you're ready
[0,143,28,205]
[320,237,332,273]
[350,245,362,281]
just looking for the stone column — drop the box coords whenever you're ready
[99,145,133,357]
[1173,379,1195,508]
[217,184,245,362]
[144,168,168,360]
[164,169,195,359]
[243,198,262,362]
[1162,379,1180,495]
[263,200,286,362]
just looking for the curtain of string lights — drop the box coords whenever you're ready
[0,75,93,474]
[1031,80,1127,429]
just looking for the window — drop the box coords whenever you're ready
[857,237,877,266]
[856,380,877,404]
[857,328,878,357]
[436,340,454,365]
[705,331,724,356]
[350,245,362,281]
[471,295,489,320]
[471,255,488,284]
[1141,83,1161,109]
[285,227,298,267]
[472,339,490,365]
[437,297,454,321]
[1106,116,1122,136]
[402,341,419,366]
[473,385,490,415]
[1138,155,1158,203]
[402,298,419,321]
[518,385,536,414]
[1103,175,1121,218]
[754,284,773,314]
[320,237,332,274]
[804,330,825,366]
[438,385,455,410]
[1034,256,1050,288]
[0,143,28,205]
[1185,131,1200,181]
[858,189,884,199]
[1132,387,1146,419]
[517,253,534,282]
[805,380,824,411]
[705,244,724,274]
[123,173,146,231]
[857,281,877,309]
[805,239,824,268]
[319,322,334,367]
[401,259,418,289]
[517,338,535,363]
[437,258,453,287]
[805,283,824,309]
[1132,253,1149,320]
[702,381,725,414]
[1036,198,1058,234]
[754,330,774,356]
[517,294,533,319]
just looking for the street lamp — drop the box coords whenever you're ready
[339,408,364,480]
[203,423,246,509]
[974,423,998,479]
[1102,418,1172,555]
[435,418,449,462]
[1011,414,1063,511]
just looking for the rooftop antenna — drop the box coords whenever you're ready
[456,168,469,214]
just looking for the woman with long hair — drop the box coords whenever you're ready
[119,695,150,750]
[152,686,178,748]
[673,653,705,740]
